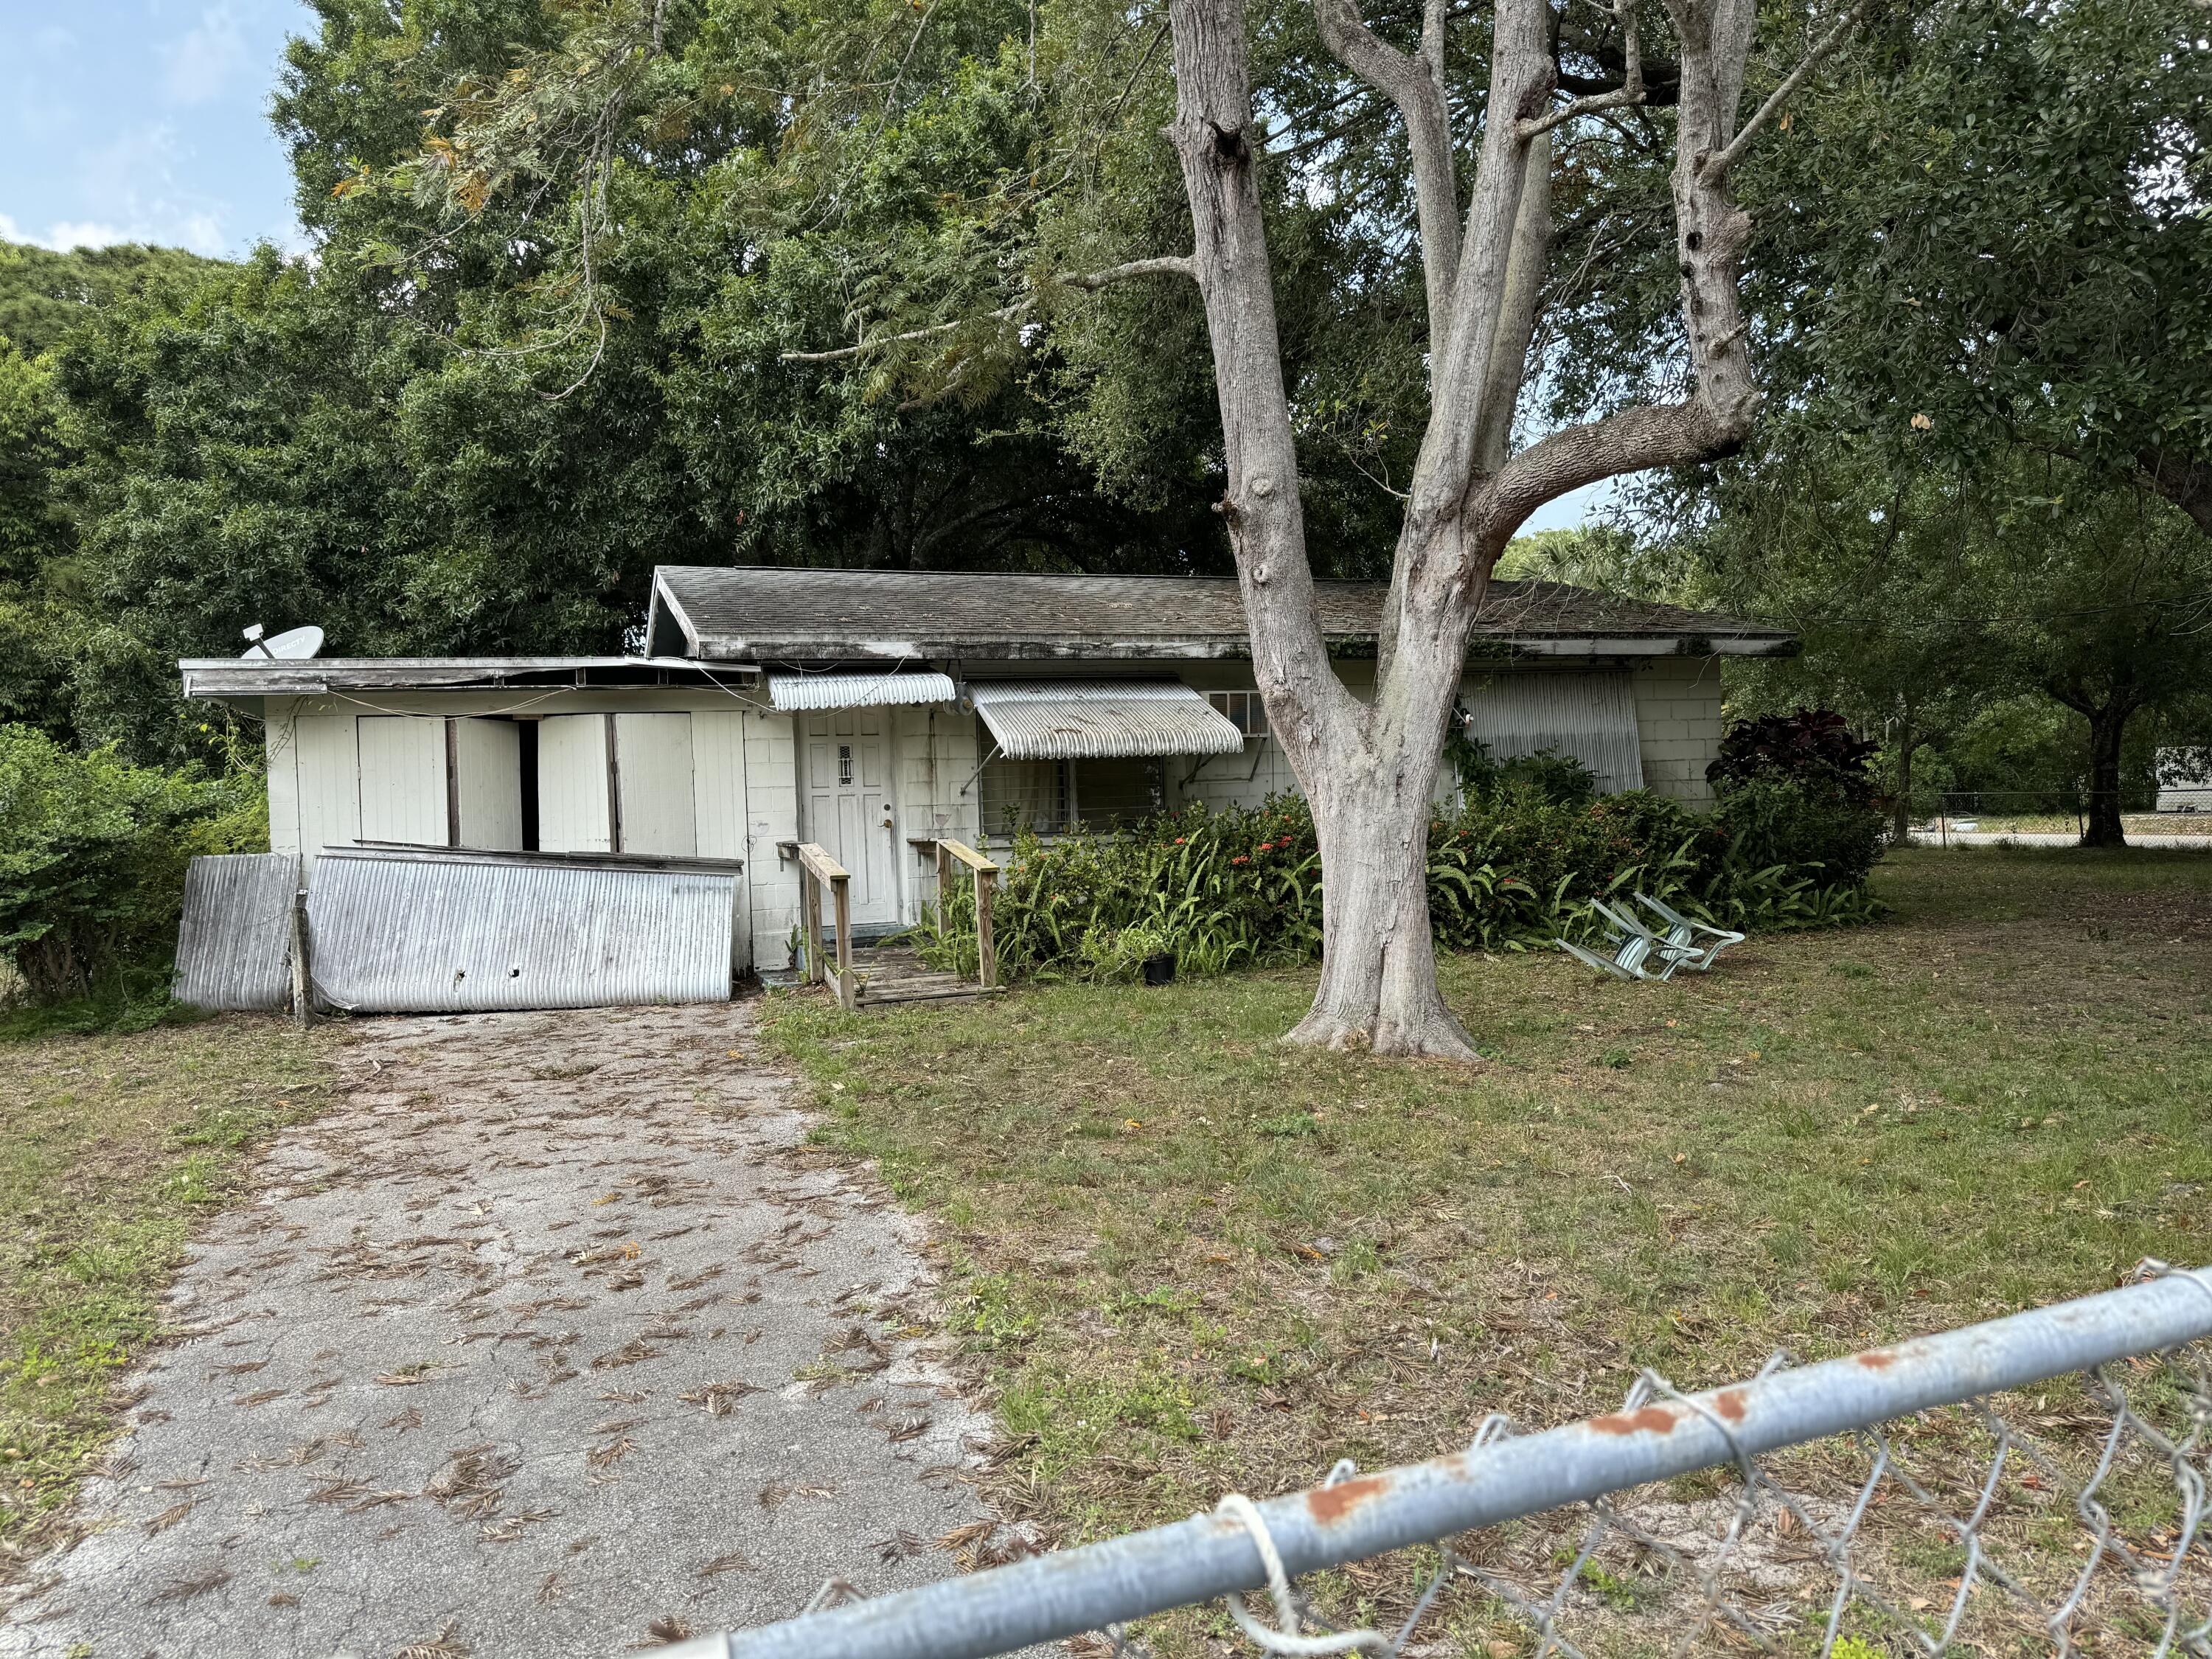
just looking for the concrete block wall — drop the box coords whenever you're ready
[1172,737,1300,813]
[1631,655,1726,808]
[895,706,984,919]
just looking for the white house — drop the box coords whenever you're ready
[180,566,1793,978]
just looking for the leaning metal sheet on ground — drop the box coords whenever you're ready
[307,850,735,1013]
[173,852,299,1012]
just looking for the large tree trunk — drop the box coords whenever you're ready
[1292,756,1473,1057]
[2081,703,2131,847]
[1281,575,1478,1057]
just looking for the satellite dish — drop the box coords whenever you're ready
[240,624,325,661]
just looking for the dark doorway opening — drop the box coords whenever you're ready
[518,720,541,850]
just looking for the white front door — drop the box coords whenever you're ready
[803,709,897,927]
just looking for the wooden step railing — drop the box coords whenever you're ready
[926,838,1001,990]
[793,842,859,1009]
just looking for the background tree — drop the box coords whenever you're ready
[1671,421,1995,842]
[1663,419,2212,846]
[1753,0,2211,535]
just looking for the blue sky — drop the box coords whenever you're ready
[1,0,313,257]
[0,0,1598,528]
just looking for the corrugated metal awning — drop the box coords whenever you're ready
[1458,669,1647,793]
[307,848,734,1014]
[768,670,959,712]
[970,681,1245,760]
[174,853,298,1011]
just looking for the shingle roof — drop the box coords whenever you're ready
[647,566,1794,662]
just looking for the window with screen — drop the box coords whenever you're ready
[977,756,1167,834]
[1070,757,1165,828]
[1207,690,1269,737]
[978,755,1070,834]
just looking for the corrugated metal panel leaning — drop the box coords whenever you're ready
[306,849,735,1014]
[970,680,1245,760]
[173,853,300,1012]
[768,670,958,712]
[1459,669,1647,793]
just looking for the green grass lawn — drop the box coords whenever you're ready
[0,1018,333,1571]
[764,846,2211,1648]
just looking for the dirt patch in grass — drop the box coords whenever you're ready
[0,1015,335,1573]
[762,847,2212,1650]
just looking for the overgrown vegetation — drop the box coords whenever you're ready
[0,727,265,1015]
[767,847,2212,1649]
[922,768,1884,982]
[0,1020,332,1565]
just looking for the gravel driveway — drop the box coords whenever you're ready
[1,1002,1002,1658]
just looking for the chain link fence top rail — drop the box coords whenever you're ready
[664,1265,2212,1659]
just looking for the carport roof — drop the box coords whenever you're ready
[647,566,1796,662]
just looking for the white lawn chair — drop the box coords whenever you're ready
[1557,900,1694,982]
[1632,891,1747,973]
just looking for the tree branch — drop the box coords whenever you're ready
[1475,129,1551,473]
[1470,398,1741,554]
[1310,0,1462,343]
[1057,254,1200,291]
[1167,0,1354,760]
[1520,0,1644,139]
[779,257,1194,362]
[1698,0,1870,178]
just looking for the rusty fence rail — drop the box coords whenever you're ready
[667,1264,2212,1659]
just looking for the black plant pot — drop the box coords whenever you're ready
[1141,953,1178,987]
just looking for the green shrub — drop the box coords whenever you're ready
[1711,775,1887,888]
[918,776,1882,984]
[1707,709,1879,801]
[1445,719,1600,808]
[0,725,265,1006]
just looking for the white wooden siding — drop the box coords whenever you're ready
[265,703,304,858]
[355,716,448,845]
[743,711,802,970]
[613,712,697,856]
[453,718,523,849]
[896,705,981,917]
[294,712,364,860]
[538,714,613,852]
[692,709,751,970]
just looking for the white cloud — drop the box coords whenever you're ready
[0,205,229,256]
[0,211,131,252]
[173,212,226,255]
[162,5,248,107]
[42,220,131,251]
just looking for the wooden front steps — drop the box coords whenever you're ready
[850,945,1006,1008]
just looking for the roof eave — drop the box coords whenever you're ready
[177,657,759,699]
[687,632,1796,664]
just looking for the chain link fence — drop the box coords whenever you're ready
[664,1264,2212,1659]
[1907,789,2210,844]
